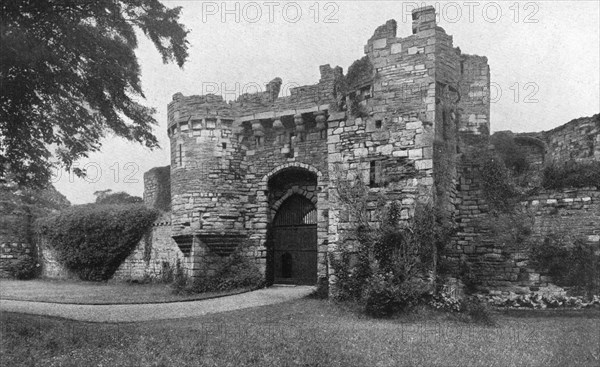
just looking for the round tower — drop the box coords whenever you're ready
[167,93,246,268]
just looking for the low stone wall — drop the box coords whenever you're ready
[543,114,599,164]
[0,189,33,278]
[0,242,34,277]
[524,188,600,243]
[113,219,184,281]
[40,213,185,282]
[40,237,77,279]
[449,170,600,294]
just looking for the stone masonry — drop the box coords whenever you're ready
[140,6,492,284]
[29,7,596,293]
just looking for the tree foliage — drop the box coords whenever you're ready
[93,189,142,205]
[1,0,189,187]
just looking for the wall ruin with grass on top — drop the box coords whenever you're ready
[447,145,599,295]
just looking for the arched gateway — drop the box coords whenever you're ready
[271,194,318,285]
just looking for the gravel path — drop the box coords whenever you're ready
[0,286,315,323]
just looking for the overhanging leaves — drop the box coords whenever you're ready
[0,0,189,187]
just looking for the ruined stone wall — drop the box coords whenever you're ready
[143,165,171,212]
[449,148,600,294]
[0,185,69,278]
[326,14,437,254]
[516,114,599,167]
[542,114,600,164]
[327,7,482,257]
[458,55,490,137]
[514,136,546,170]
[433,26,462,221]
[0,192,32,277]
[0,243,33,277]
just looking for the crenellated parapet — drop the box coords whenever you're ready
[144,6,493,283]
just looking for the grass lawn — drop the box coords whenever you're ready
[1,297,599,367]
[0,279,251,304]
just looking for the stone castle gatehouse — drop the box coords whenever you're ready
[4,6,597,293]
[143,6,491,285]
[131,6,599,294]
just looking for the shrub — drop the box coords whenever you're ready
[172,258,187,290]
[483,293,600,309]
[530,234,600,298]
[343,56,374,118]
[329,241,372,302]
[329,200,438,315]
[428,290,462,312]
[175,246,264,294]
[160,261,175,283]
[36,204,158,281]
[307,277,330,299]
[490,132,530,174]
[94,190,142,205]
[542,161,600,189]
[477,149,521,211]
[457,261,478,294]
[364,274,426,317]
[476,209,535,252]
[8,255,38,280]
[330,170,449,317]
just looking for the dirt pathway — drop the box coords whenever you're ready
[0,286,315,322]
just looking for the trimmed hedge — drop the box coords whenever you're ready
[36,204,158,281]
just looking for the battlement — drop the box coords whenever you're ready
[155,10,492,283]
[411,6,437,34]
[167,64,342,135]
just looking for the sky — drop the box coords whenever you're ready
[53,0,600,204]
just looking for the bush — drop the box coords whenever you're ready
[174,247,264,294]
[428,290,462,312]
[490,132,530,174]
[307,277,330,299]
[172,258,187,290]
[364,274,426,317]
[160,261,175,283]
[483,293,600,309]
[95,190,142,205]
[36,204,158,281]
[530,234,600,298]
[329,242,372,302]
[329,200,438,316]
[477,149,521,211]
[542,161,600,189]
[8,255,38,280]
